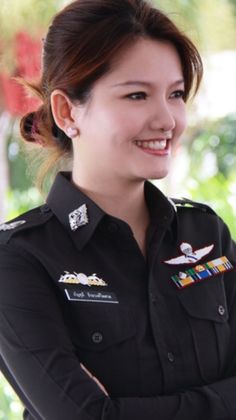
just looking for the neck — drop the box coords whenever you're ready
[71,172,150,231]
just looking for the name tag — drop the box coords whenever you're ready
[65,288,119,303]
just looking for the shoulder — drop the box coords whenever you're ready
[169,197,231,241]
[0,204,53,245]
[169,197,217,216]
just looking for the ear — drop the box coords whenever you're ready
[50,89,77,135]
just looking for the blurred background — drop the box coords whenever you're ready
[0,0,236,418]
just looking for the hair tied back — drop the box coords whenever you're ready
[20,110,44,146]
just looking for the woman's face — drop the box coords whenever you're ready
[71,37,187,183]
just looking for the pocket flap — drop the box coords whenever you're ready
[74,306,136,351]
[178,280,228,323]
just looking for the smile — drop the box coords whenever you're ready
[135,139,167,150]
[134,138,171,155]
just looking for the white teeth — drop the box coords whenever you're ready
[135,139,167,150]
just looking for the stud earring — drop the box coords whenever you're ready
[66,127,79,138]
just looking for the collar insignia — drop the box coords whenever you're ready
[69,204,88,231]
[0,220,26,231]
[59,271,108,287]
[164,242,214,265]
[171,256,234,289]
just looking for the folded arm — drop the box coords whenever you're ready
[0,243,235,420]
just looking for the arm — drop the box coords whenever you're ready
[0,243,235,420]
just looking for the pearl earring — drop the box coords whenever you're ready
[66,127,79,138]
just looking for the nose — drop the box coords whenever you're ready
[149,100,176,132]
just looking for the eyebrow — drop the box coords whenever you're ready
[111,79,185,88]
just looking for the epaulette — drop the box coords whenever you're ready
[169,197,217,215]
[0,204,53,245]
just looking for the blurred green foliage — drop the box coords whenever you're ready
[187,114,236,177]
[157,0,236,52]
[185,114,236,239]
[6,188,43,220]
[0,374,23,420]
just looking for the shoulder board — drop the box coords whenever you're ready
[169,197,216,215]
[0,204,53,245]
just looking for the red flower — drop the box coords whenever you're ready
[0,31,42,116]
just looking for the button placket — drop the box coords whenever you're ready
[150,292,157,304]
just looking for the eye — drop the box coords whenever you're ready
[170,90,185,99]
[126,92,147,100]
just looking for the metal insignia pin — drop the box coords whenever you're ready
[59,271,108,287]
[164,242,214,265]
[0,220,26,231]
[68,204,89,231]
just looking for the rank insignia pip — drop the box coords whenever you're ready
[164,242,214,265]
[171,256,234,289]
[0,220,26,231]
[59,271,108,287]
[69,204,88,231]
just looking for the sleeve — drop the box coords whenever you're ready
[0,238,236,420]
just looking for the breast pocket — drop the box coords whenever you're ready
[71,304,139,396]
[178,277,230,382]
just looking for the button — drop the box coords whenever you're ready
[91,332,103,344]
[150,293,156,304]
[41,204,50,214]
[167,352,175,363]
[218,305,225,316]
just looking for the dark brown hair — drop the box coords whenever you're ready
[20,0,203,186]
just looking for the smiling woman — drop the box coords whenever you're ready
[0,1,236,420]
[19,0,202,190]
[52,38,187,191]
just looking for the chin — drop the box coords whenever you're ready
[147,169,169,181]
[131,168,170,183]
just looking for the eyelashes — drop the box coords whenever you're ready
[126,92,147,100]
[170,90,185,99]
[125,90,185,101]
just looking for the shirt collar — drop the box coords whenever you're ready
[144,180,175,226]
[46,172,176,251]
[46,172,105,250]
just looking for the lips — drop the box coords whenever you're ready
[134,139,168,150]
[133,135,173,154]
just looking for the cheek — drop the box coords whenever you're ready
[176,106,187,135]
[98,107,143,138]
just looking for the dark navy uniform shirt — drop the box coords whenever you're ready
[0,171,236,420]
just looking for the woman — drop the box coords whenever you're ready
[0,0,236,419]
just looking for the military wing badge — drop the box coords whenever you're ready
[0,220,26,231]
[59,271,107,287]
[164,242,214,265]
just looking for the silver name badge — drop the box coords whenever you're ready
[65,289,119,304]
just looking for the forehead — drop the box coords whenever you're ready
[100,38,184,87]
